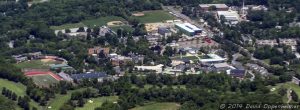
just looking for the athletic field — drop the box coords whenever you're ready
[25,71,63,87]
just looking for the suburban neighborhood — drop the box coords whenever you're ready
[1,0,300,110]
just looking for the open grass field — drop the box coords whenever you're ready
[130,102,180,110]
[15,59,63,69]
[290,64,300,73]
[0,79,42,109]
[133,10,175,23]
[273,82,300,96]
[30,74,59,87]
[15,60,49,69]
[82,16,125,27]
[268,82,300,103]
[47,88,95,110]
[0,79,26,96]
[110,25,134,32]
[50,22,86,30]
[75,96,118,110]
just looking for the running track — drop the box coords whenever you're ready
[25,71,63,81]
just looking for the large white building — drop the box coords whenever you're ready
[135,64,164,73]
[217,11,240,24]
[199,54,226,63]
[175,23,202,36]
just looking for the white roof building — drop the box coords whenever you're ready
[135,64,164,73]
[199,54,226,63]
[217,11,240,24]
[175,23,202,33]
[256,39,278,47]
[279,38,297,46]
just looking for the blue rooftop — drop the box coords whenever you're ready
[71,72,108,80]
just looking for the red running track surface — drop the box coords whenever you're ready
[24,71,63,81]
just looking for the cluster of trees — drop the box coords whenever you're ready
[17,96,31,110]
[254,46,295,65]
[2,87,18,101]
[66,88,97,108]
[74,73,283,110]
[0,95,16,110]
[0,58,27,83]
[1,87,31,110]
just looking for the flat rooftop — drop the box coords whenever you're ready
[175,23,201,33]
[217,11,240,21]
[199,4,228,8]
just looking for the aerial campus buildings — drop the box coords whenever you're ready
[175,23,202,36]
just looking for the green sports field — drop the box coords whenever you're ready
[131,102,180,110]
[15,59,62,70]
[30,75,59,87]
[82,16,125,27]
[15,60,49,69]
[76,96,118,110]
[133,10,175,23]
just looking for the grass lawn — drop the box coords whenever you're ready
[0,79,26,96]
[47,88,94,110]
[50,22,86,30]
[0,79,42,109]
[133,10,175,23]
[15,59,62,69]
[263,59,270,64]
[290,64,300,73]
[30,75,59,87]
[75,96,118,110]
[270,82,300,97]
[15,60,49,69]
[130,102,180,110]
[110,25,134,32]
[82,16,125,27]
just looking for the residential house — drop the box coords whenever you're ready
[109,54,132,66]
[12,55,27,63]
[88,47,110,56]
[227,69,246,79]
[279,38,297,46]
[256,39,278,47]
[241,35,253,45]
[279,38,297,51]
